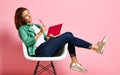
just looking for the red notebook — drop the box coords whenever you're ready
[47,24,62,37]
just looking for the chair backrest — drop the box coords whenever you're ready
[22,42,68,61]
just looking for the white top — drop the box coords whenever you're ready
[31,25,46,47]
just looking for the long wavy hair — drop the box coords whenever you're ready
[14,7,28,30]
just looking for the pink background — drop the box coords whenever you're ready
[0,0,120,75]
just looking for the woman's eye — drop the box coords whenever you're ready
[28,12,30,14]
[25,15,29,17]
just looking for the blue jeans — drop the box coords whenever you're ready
[35,32,92,57]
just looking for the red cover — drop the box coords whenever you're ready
[47,24,62,37]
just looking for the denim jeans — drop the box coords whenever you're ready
[35,32,92,57]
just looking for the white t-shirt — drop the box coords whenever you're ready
[31,25,46,47]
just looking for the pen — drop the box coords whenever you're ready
[39,19,45,26]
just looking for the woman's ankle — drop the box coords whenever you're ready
[71,56,79,64]
[71,61,79,64]
[91,44,98,51]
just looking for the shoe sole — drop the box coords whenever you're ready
[70,67,88,73]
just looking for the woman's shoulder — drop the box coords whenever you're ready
[18,24,28,30]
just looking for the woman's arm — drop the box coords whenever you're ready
[34,25,46,40]
[18,27,36,46]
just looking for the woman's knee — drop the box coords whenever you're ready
[65,32,73,37]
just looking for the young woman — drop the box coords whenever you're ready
[14,7,106,72]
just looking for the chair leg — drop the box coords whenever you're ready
[33,61,40,75]
[33,61,57,75]
[51,61,57,75]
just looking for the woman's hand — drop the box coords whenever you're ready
[40,25,46,33]
[47,34,55,40]
[34,25,46,40]
[49,34,55,37]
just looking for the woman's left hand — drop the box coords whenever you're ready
[47,34,55,40]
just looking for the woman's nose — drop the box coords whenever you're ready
[27,15,31,18]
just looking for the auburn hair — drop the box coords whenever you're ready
[14,7,28,30]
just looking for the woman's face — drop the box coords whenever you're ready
[21,10,32,24]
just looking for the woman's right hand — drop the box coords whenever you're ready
[40,25,46,33]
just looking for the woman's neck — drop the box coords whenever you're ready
[27,22,33,24]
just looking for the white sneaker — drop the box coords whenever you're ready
[96,36,107,54]
[70,63,88,72]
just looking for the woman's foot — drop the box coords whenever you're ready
[70,63,88,72]
[96,36,107,54]
[92,36,107,54]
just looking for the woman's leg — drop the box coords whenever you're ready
[36,32,92,57]
[35,32,106,72]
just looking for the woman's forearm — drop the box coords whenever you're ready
[34,31,43,40]
[34,26,46,40]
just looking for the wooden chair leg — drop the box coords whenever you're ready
[33,61,57,75]
[51,61,57,75]
[34,61,40,75]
